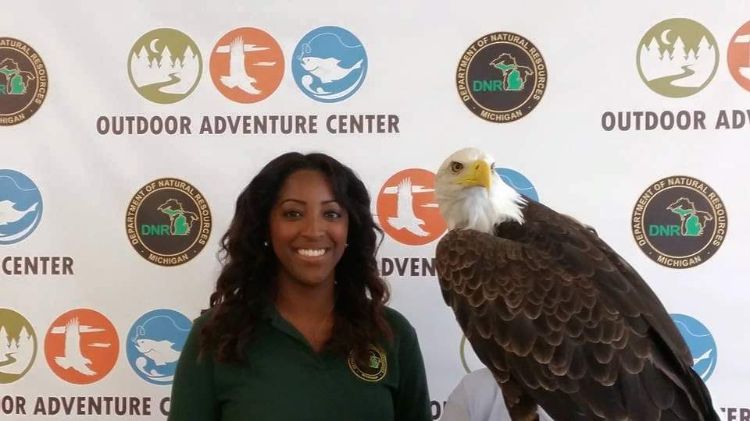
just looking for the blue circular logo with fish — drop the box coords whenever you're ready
[126,309,192,385]
[670,313,717,381]
[495,168,538,202]
[0,169,43,245]
[292,26,367,103]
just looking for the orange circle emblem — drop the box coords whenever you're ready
[376,168,447,246]
[44,308,119,384]
[209,27,284,103]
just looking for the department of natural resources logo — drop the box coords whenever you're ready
[347,345,387,382]
[728,21,750,92]
[126,309,192,385]
[209,27,284,103]
[456,32,547,123]
[637,18,719,98]
[0,37,48,125]
[376,169,446,246]
[44,308,119,385]
[0,169,43,245]
[631,176,727,268]
[128,28,202,104]
[126,178,211,266]
[671,313,717,381]
[0,309,37,384]
[291,26,367,103]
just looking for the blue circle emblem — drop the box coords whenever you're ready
[495,168,539,202]
[292,26,367,103]
[126,309,192,385]
[0,169,43,245]
[670,313,717,381]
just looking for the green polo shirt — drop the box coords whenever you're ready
[168,305,431,421]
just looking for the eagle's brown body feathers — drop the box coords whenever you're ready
[436,199,718,421]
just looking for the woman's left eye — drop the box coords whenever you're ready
[324,210,342,219]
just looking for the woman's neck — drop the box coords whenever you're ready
[274,280,336,352]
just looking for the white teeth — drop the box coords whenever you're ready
[297,249,325,257]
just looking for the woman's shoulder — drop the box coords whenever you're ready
[383,306,417,338]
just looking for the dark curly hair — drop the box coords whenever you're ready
[200,152,392,363]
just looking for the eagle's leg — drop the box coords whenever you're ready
[499,379,539,421]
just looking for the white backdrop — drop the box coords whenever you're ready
[2,0,749,419]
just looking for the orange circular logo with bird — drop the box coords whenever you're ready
[376,169,447,246]
[44,309,119,384]
[728,21,750,92]
[209,27,284,103]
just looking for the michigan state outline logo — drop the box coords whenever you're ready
[0,37,48,125]
[632,176,727,268]
[292,26,367,103]
[347,345,387,382]
[637,18,719,98]
[126,178,212,266]
[0,169,43,245]
[128,28,202,104]
[456,32,547,123]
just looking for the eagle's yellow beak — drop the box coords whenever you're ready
[457,160,492,191]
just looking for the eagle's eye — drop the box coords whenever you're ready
[450,162,464,173]
[490,162,495,170]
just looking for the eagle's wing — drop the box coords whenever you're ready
[436,205,717,421]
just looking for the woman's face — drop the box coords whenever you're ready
[269,169,349,289]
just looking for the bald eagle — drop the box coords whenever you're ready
[434,147,718,421]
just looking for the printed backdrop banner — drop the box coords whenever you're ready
[1,0,749,419]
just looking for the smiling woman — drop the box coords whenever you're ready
[168,152,431,421]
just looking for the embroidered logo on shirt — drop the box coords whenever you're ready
[347,345,387,382]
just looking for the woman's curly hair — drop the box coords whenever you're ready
[200,152,392,363]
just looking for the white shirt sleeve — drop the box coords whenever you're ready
[441,368,555,421]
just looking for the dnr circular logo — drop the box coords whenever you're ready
[347,345,387,382]
[456,32,547,123]
[0,37,48,125]
[126,178,211,266]
[631,176,727,268]
[637,18,719,98]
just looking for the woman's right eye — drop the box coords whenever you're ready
[283,210,302,218]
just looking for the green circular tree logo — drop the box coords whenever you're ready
[0,308,37,384]
[637,18,718,98]
[128,28,202,104]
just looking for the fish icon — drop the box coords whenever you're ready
[135,338,180,366]
[0,200,38,226]
[300,57,362,84]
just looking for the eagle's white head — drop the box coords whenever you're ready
[435,147,526,233]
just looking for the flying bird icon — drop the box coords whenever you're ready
[53,318,97,376]
[387,178,430,237]
[215,37,271,95]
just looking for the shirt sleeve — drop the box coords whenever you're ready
[394,323,432,421]
[441,379,471,421]
[167,317,219,421]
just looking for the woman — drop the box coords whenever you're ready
[168,152,431,421]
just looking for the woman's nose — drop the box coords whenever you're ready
[301,214,324,237]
